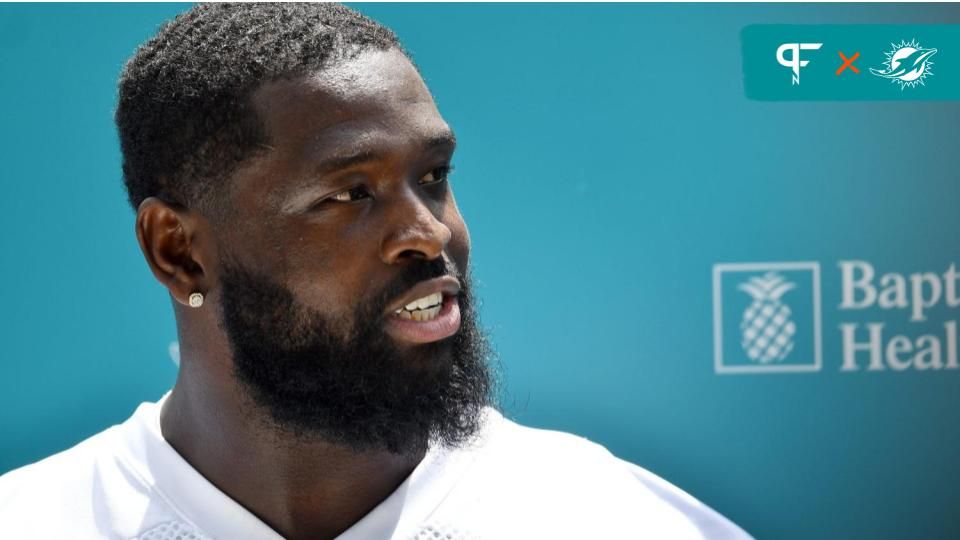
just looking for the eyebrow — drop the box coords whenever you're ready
[314,131,457,175]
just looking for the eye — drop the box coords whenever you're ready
[419,165,453,185]
[327,185,372,203]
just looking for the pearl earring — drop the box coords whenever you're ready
[188,292,204,308]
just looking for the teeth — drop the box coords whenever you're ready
[417,305,442,321]
[396,293,443,321]
[402,292,443,312]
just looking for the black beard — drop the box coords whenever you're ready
[217,255,495,456]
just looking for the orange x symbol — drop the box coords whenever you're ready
[836,51,860,75]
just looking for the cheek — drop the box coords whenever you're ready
[286,265,364,338]
[277,230,356,315]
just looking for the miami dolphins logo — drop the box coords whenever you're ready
[870,39,937,90]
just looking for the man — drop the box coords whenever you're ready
[0,4,749,539]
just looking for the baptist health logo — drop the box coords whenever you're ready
[713,262,822,374]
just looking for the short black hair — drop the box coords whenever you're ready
[115,3,405,212]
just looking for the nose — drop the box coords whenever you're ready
[379,186,451,265]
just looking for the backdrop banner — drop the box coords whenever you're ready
[1,4,958,539]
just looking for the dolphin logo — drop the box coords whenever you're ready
[870,40,937,89]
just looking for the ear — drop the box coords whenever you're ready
[135,197,212,307]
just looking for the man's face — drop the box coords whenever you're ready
[210,49,492,455]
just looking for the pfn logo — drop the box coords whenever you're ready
[776,42,823,85]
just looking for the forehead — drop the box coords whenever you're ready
[250,48,451,160]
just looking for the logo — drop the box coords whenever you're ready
[869,39,938,89]
[776,42,823,85]
[739,272,797,363]
[714,262,822,374]
[835,51,860,76]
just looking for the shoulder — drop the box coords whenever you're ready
[0,400,182,540]
[471,411,658,492]
[439,409,752,539]
[482,410,624,464]
[0,426,123,538]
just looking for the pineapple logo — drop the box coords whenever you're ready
[713,262,822,374]
[738,272,797,364]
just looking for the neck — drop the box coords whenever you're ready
[160,363,423,540]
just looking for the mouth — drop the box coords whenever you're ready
[383,276,462,344]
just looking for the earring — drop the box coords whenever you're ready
[188,292,204,308]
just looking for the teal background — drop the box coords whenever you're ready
[743,24,960,100]
[2,4,959,539]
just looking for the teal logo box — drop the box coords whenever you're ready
[742,25,960,100]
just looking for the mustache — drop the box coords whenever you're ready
[368,255,461,318]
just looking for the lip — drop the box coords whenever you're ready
[382,275,462,345]
[384,275,461,316]
[384,293,461,344]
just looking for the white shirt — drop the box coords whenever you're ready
[0,395,751,539]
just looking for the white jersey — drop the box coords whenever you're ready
[0,395,751,539]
